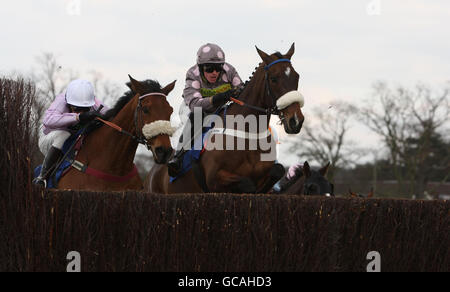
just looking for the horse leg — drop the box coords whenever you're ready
[257,163,286,193]
[145,164,170,193]
[215,170,257,193]
[231,177,257,193]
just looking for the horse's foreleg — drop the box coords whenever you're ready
[215,170,257,194]
[257,163,285,194]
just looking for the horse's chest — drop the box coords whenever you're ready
[239,156,272,177]
[217,151,272,177]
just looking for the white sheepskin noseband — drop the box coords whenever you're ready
[142,120,176,139]
[276,91,305,110]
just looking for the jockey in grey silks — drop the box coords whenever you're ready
[167,43,243,177]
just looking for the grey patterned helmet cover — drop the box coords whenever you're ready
[197,43,226,65]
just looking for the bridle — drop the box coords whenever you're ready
[95,92,170,150]
[134,92,168,149]
[231,58,293,120]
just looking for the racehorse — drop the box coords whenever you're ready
[272,161,334,196]
[146,44,305,194]
[57,75,176,191]
[349,188,374,198]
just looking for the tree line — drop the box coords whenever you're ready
[288,81,449,198]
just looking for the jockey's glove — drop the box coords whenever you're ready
[78,111,102,124]
[212,90,234,107]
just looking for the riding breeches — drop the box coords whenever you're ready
[38,128,71,154]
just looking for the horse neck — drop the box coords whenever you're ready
[227,67,271,129]
[287,175,306,195]
[83,96,139,174]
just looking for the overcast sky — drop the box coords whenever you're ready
[1,0,449,165]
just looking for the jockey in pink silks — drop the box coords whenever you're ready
[34,79,109,187]
[272,163,302,193]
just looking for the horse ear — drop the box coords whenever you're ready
[285,43,295,60]
[256,46,273,66]
[128,74,144,94]
[319,161,331,177]
[303,161,311,178]
[161,80,177,96]
[126,81,133,91]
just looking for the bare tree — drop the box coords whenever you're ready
[30,53,123,122]
[358,81,450,198]
[288,100,364,181]
[88,70,122,107]
[30,52,78,124]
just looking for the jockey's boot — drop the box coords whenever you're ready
[33,146,64,187]
[167,149,188,177]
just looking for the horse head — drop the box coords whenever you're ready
[302,161,334,197]
[128,75,176,164]
[256,43,305,134]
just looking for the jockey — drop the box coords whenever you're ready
[34,79,109,187]
[272,163,301,193]
[167,43,243,177]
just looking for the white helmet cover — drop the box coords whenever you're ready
[65,79,95,107]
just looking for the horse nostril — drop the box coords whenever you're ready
[289,117,298,129]
[155,146,173,162]
[155,147,164,155]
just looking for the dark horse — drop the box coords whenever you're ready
[146,44,305,194]
[349,188,374,198]
[58,76,176,191]
[272,161,334,196]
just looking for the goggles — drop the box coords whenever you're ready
[203,63,224,73]
[69,105,91,113]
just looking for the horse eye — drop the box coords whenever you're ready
[142,106,150,114]
[270,77,278,83]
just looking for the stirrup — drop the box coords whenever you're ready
[33,177,47,188]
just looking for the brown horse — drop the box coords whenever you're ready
[349,188,374,198]
[146,44,304,194]
[58,75,176,191]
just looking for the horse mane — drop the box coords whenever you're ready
[103,79,163,120]
[237,51,285,97]
[290,166,304,182]
[273,51,284,59]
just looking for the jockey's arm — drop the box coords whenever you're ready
[183,74,215,113]
[42,94,79,129]
[227,63,243,89]
[94,98,109,115]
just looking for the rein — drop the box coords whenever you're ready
[95,92,170,149]
[95,117,146,144]
[229,97,274,115]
